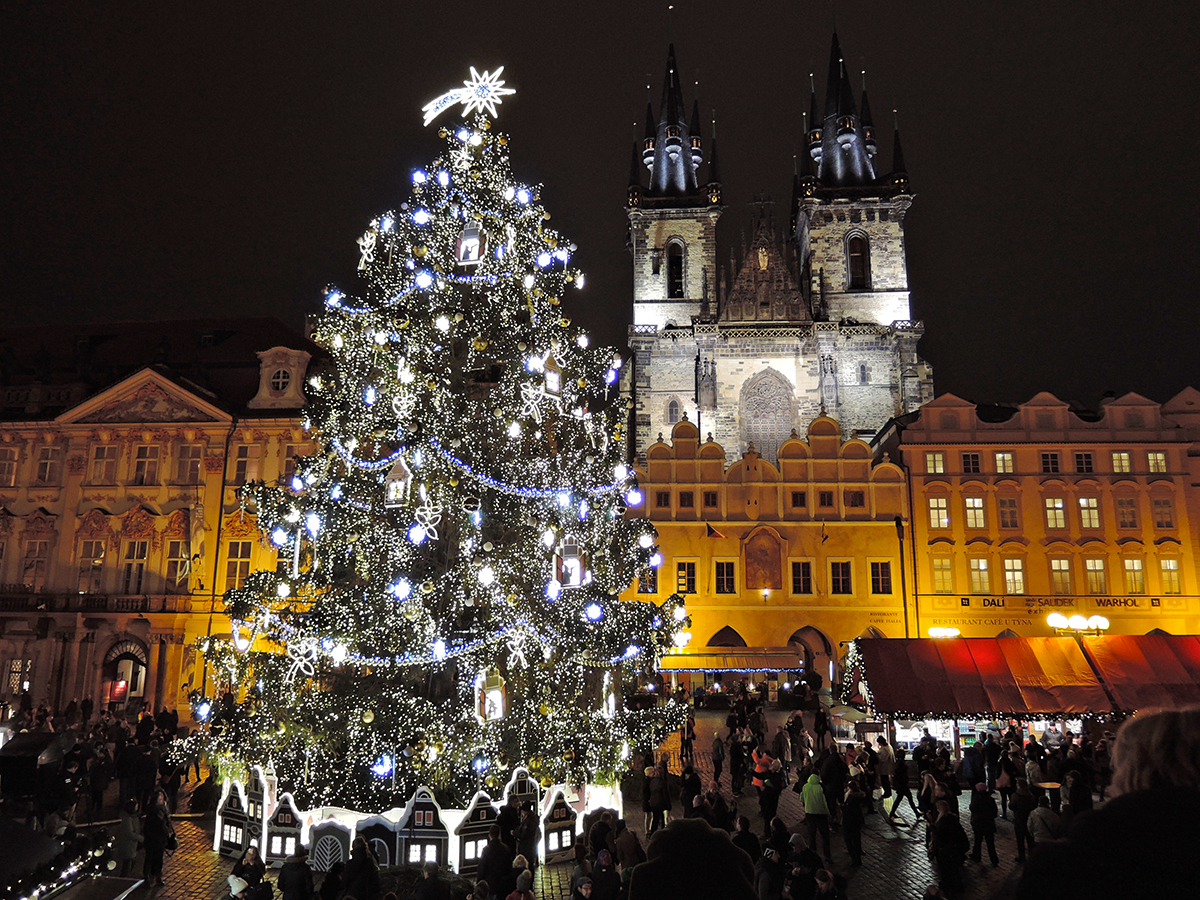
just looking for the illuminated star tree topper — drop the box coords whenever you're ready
[422,66,516,126]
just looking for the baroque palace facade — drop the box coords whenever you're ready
[0,319,316,716]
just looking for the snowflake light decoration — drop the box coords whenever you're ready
[422,67,516,127]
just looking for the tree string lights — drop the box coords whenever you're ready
[183,91,685,810]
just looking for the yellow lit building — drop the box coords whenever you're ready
[872,391,1200,637]
[0,319,316,716]
[620,414,910,690]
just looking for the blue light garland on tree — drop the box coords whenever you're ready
[183,78,686,809]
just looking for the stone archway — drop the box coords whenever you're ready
[787,626,834,686]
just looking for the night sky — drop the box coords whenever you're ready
[5,2,1199,408]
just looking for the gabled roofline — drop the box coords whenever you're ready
[54,365,233,425]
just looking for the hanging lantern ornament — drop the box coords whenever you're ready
[384,458,414,509]
[476,666,507,722]
[455,222,486,266]
[543,354,563,399]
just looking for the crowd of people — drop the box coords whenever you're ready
[4,696,217,888]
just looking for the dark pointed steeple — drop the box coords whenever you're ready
[890,119,909,192]
[707,114,721,193]
[646,44,704,196]
[859,72,877,159]
[807,79,823,167]
[815,32,877,187]
[642,100,656,170]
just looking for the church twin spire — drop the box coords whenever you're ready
[805,32,907,191]
[629,45,720,204]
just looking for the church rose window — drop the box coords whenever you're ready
[740,370,793,463]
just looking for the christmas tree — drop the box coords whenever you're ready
[190,69,686,810]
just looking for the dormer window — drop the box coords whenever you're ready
[249,347,312,410]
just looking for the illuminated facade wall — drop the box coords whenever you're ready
[620,415,911,677]
[873,391,1200,638]
[0,327,313,716]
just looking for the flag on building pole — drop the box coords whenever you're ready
[706,523,725,539]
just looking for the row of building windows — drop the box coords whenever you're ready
[927,495,1174,530]
[0,443,303,488]
[637,558,894,597]
[925,450,1169,476]
[654,489,868,510]
[930,555,1181,595]
[1,538,254,594]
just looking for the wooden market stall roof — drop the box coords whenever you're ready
[1080,634,1200,712]
[854,637,1112,718]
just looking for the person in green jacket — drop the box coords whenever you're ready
[801,774,833,863]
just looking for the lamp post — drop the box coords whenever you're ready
[1046,613,1110,636]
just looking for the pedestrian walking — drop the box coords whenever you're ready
[875,737,895,801]
[711,731,725,784]
[800,773,833,864]
[968,783,999,867]
[141,788,174,887]
[114,798,142,878]
[841,782,864,866]
[278,846,315,900]
[1010,779,1036,864]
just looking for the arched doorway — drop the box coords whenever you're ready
[787,626,834,687]
[102,639,148,711]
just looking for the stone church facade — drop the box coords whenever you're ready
[625,35,933,464]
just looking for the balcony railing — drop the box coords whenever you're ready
[0,592,191,613]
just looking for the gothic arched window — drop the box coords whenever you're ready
[739,369,795,464]
[667,399,681,424]
[847,235,869,289]
[666,243,685,298]
[859,364,868,384]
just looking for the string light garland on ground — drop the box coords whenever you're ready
[181,69,685,810]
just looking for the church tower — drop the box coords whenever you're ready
[626,34,932,465]
[626,45,723,457]
[627,45,722,329]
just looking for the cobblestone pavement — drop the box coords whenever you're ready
[90,713,1034,900]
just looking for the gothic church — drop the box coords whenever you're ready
[625,35,934,463]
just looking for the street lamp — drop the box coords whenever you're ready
[762,588,770,603]
[1047,612,1110,635]
[928,627,960,638]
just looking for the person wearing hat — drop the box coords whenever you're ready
[277,846,315,900]
[968,782,1000,867]
[505,869,535,900]
[568,874,592,900]
[228,875,250,899]
[590,850,620,900]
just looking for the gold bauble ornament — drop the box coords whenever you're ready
[404,604,420,620]
[422,581,435,593]
[415,740,427,753]
[577,378,587,389]
[540,776,553,788]
[539,703,549,715]
[434,741,444,753]
[529,756,542,769]
[542,211,551,221]
[449,476,460,487]
[362,710,375,724]
[496,752,509,767]
[498,134,507,144]
[426,379,438,389]
[560,317,571,327]
[548,296,560,306]
[563,749,575,762]
[414,245,427,258]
